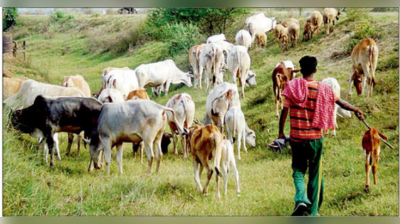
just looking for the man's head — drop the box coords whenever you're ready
[299,56,318,78]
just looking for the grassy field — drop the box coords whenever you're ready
[2,9,399,216]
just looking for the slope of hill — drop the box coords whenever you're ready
[2,9,398,216]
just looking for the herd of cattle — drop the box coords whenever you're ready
[3,8,382,197]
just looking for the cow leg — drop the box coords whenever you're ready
[66,133,73,156]
[115,143,124,174]
[230,152,241,196]
[140,141,144,164]
[222,161,229,196]
[193,159,203,193]
[216,168,221,199]
[44,143,49,163]
[173,132,178,155]
[76,134,82,157]
[206,70,211,92]
[53,133,61,161]
[181,135,187,159]
[242,129,248,153]
[154,132,163,173]
[365,152,371,192]
[237,130,242,160]
[103,140,112,175]
[231,70,237,85]
[348,71,355,96]
[46,134,55,168]
[201,158,213,195]
[144,141,154,174]
[373,147,380,185]
[198,65,204,89]
[241,77,245,99]
[164,81,171,96]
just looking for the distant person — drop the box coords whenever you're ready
[278,55,364,216]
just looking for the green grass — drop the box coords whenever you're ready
[2,10,399,216]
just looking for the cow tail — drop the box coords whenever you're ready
[163,107,184,135]
[211,132,223,177]
[213,46,217,84]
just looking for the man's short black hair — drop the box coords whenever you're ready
[299,56,318,76]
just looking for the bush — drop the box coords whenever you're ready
[371,7,398,12]
[3,7,19,32]
[49,10,74,23]
[164,23,203,56]
[346,8,371,22]
[346,16,379,53]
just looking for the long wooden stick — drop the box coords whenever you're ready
[361,119,394,149]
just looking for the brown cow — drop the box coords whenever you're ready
[303,21,312,42]
[349,38,379,97]
[274,24,285,47]
[322,8,341,34]
[311,11,323,35]
[126,89,150,100]
[187,124,223,199]
[272,61,299,118]
[362,128,388,193]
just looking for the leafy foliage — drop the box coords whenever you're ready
[164,23,203,56]
[346,8,371,22]
[3,7,19,32]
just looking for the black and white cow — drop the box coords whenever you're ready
[11,95,103,168]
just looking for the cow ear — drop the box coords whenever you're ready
[14,109,22,117]
[34,95,47,106]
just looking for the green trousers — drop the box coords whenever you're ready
[289,138,324,216]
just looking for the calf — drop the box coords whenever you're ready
[187,124,223,198]
[362,128,388,193]
[225,106,256,160]
[165,93,195,158]
[272,61,298,117]
[126,89,150,100]
[89,100,185,174]
[11,96,103,168]
[349,38,379,97]
[220,138,241,196]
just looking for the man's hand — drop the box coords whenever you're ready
[355,109,364,120]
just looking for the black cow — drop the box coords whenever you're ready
[118,7,137,14]
[11,95,103,168]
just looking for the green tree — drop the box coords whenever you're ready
[3,8,19,32]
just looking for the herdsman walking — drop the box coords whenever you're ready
[278,56,364,216]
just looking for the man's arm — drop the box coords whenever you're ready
[336,98,364,120]
[278,107,289,139]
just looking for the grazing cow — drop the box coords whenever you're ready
[280,18,300,28]
[227,46,255,99]
[104,68,139,100]
[279,27,290,50]
[187,124,223,198]
[303,21,312,42]
[189,44,205,89]
[11,96,103,168]
[254,32,267,48]
[199,43,225,92]
[225,106,256,160]
[205,82,241,132]
[165,93,195,158]
[126,89,150,100]
[362,128,388,193]
[89,100,186,174]
[321,78,352,136]
[322,8,341,34]
[206,34,226,44]
[272,61,298,117]
[349,38,379,97]
[135,59,193,96]
[2,76,27,100]
[62,75,91,97]
[245,13,277,45]
[235,29,252,50]
[220,138,241,197]
[97,88,125,104]
[288,23,300,47]
[311,11,323,35]
[274,24,285,47]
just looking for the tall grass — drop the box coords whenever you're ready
[2,11,399,216]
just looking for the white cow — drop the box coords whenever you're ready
[104,69,139,100]
[205,82,241,132]
[97,88,125,104]
[225,106,256,160]
[227,45,253,99]
[322,77,352,136]
[245,13,277,44]
[189,44,206,89]
[165,93,195,158]
[62,75,91,97]
[206,34,226,44]
[135,59,193,96]
[199,43,225,92]
[89,100,186,174]
[220,139,241,197]
[235,29,252,50]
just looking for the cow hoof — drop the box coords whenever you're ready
[365,185,369,193]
